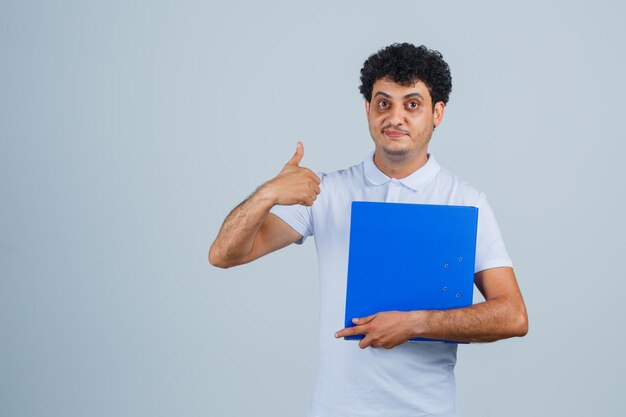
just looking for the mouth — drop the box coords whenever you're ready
[383,129,408,138]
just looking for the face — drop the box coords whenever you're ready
[365,78,444,162]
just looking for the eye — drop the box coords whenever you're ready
[407,101,419,109]
[378,100,389,109]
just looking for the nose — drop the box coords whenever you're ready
[387,104,405,125]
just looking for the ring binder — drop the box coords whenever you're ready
[344,201,479,343]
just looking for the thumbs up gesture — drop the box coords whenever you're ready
[261,142,321,206]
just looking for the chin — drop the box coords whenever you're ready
[381,146,412,160]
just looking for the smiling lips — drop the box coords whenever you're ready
[383,128,408,138]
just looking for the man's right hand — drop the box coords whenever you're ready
[209,142,319,268]
[259,142,321,206]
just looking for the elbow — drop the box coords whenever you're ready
[208,245,233,269]
[208,255,229,269]
[512,310,529,338]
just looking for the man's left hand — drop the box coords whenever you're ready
[334,311,420,349]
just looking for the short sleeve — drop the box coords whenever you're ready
[474,192,513,272]
[269,203,314,245]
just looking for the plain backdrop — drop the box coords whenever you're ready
[2,1,625,416]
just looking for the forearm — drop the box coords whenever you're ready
[209,186,275,268]
[412,296,528,343]
[336,267,528,348]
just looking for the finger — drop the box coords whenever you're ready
[359,335,375,349]
[287,141,304,166]
[335,325,366,338]
[309,181,321,195]
[300,194,314,206]
[304,168,321,184]
[353,314,376,325]
[306,185,319,200]
[306,190,317,203]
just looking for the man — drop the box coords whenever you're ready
[209,43,528,417]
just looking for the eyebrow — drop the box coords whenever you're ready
[374,91,425,100]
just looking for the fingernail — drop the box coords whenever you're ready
[352,318,359,323]
[334,332,339,338]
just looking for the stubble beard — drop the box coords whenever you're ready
[381,145,413,161]
[379,134,431,162]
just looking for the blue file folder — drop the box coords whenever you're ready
[344,201,479,343]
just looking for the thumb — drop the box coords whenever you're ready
[287,141,304,166]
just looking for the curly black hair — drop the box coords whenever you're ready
[359,43,452,107]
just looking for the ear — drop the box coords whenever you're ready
[365,100,370,123]
[433,101,445,127]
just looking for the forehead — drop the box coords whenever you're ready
[371,78,432,102]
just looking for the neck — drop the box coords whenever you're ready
[373,149,429,179]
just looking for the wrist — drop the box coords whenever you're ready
[254,182,279,207]
[409,310,430,339]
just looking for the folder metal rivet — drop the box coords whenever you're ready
[458,257,463,262]
[456,293,461,298]
[443,287,448,291]
[444,264,449,268]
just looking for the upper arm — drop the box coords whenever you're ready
[236,213,303,265]
[474,267,521,300]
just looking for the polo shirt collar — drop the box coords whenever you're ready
[363,151,441,191]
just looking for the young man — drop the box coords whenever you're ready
[209,43,528,417]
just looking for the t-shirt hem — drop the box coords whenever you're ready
[269,205,310,244]
[475,259,514,273]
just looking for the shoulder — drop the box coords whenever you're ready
[432,160,485,206]
[316,160,364,189]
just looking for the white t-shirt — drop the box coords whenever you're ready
[270,153,513,417]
